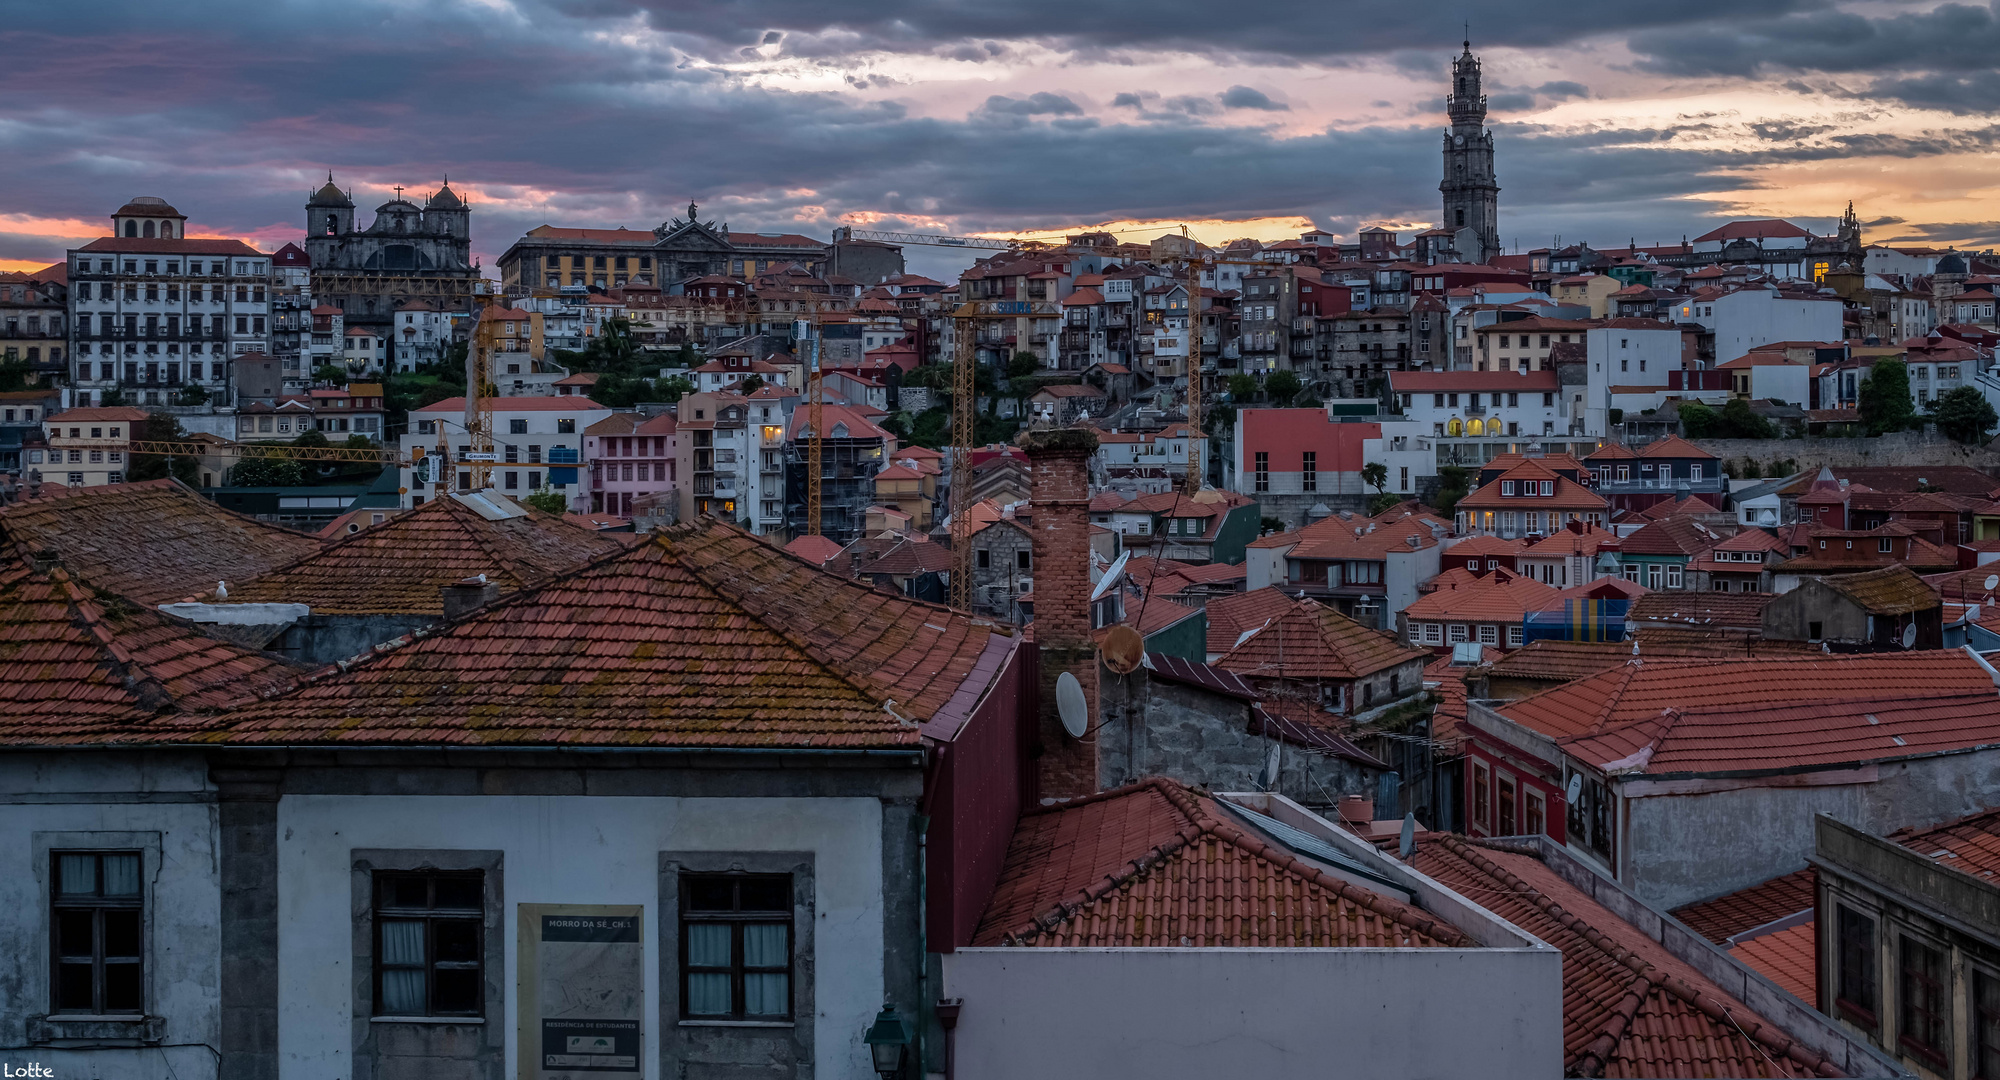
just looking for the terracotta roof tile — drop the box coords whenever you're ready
[1620,516,1730,556]
[0,480,323,605]
[1629,592,1776,628]
[1203,585,1302,656]
[974,779,1465,948]
[782,534,844,566]
[0,561,298,745]
[1218,600,1427,681]
[1818,565,1938,615]
[1424,655,1471,745]
[1672,870,1816,944]
[1402,573,1560,624]
[228,494,639,615]
[1412,837,1839,1078]
[1730,921,1818,1002]
[1887,805,2000,885]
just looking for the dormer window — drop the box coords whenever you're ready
[1501,481,1515,496]
[1539,481,1554,496]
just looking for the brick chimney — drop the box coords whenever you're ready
[441,574,501,620]
[1020,426,1100,802]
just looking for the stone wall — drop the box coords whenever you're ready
[1692,430,2000,474]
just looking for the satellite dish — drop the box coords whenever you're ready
[1091,551,1132,602]
[1056,672,1088,738]
[1399,813,1418,859]
[1100,625,1144,675]
[1256,741,1281,790]
[1902,623,1918,649]
[1565,774,1583,803]
[1984,574,1997,593]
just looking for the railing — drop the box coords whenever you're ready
[1589,476,1727,492]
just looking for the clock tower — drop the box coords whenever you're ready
[1440,38,1500,263]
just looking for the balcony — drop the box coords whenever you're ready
[1590,475,1727,494]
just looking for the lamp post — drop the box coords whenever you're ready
[863,1003,912,1079]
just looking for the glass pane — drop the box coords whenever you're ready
[55,962,94,1011]
[386,875,429,909]
[433,968,480,1013]
[744,973,788,1017]
[55,910,96,958]
[380,969,425,1015]
[101,854,140,897]
[432,876,481,912]
[686,923,731,968]
[102,910,141,958]
[434,919,479,963]
[743,923,787,968]
[104,961,142,1012]
[739,877,790,912]
[58,854,96,895]
[686,878,733,912]
[1978,972,2000,1080]
[686,973,731,1016]
[380,919,425,966]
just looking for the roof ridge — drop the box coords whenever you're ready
[49,565,173,712]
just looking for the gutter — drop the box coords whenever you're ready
[0,742,926,762]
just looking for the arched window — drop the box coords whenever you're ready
[143,220,155,238]
[1468,418,1485,436]
[123,221,137,237]
[1457,209,1467,227]
[1447,417,1464,436]
[324,214,339,236]
[160,222,173,238]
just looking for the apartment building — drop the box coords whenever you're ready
[401,396,610,508]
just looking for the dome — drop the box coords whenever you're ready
[1939,250,1968,275]
[113,196,183,218]
[426,181,464,209]
[308,176,354,208]
[375,200,421,214]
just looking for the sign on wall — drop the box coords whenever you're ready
[518,904,644,1080]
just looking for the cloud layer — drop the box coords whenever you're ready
[0,1,1991,275]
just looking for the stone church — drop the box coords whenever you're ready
[1439,39,1500,265]
[303,175,479,351]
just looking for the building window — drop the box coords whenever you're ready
[976,550,990,569]
[50,851,144,1014]
[1477,624,1498,645]
[1471,763,1490,830]
[509,418,528,434]
[1975,970,1999,1080]
[1665,565,1683,589]
[1254,451,1268,492]
[1525,792,1545,837]
[1017,550,1031,570]
[1420,622,1442,644]
[1447,624,1468,644]
[1302,451,1316,491]
[372,871,484,1017]
[1898,935,1950,1068]
[1507,625,1523,648]
[680,874,793,1020]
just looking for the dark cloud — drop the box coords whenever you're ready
[1535,81,1588,100]
[1219,85,1287,111]
[979,92,1084,116]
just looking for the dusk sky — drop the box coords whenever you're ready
[5,1,1999,279]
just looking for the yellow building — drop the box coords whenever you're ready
[1553,273,1621,318]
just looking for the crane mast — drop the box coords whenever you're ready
[947,310,977,612]
[800,301,825,536]
[1183,228,1204,496]
[464,298,498,490]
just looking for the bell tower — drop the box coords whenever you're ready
[1440,38,1500,263]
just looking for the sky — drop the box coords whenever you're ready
[3,0,1999,280]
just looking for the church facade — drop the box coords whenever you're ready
[1440,40,1501,265]
[303,176,479,358]
[495,203,832,296]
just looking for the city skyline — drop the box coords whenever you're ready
[4,1,2000,275]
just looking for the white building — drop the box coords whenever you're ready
[340,325,386,377]
[67,196,271,407]
[1581,321,1683,429]
[1390,369,1566,440]
[1673,284,1843,362]
[393,299,458,367]
[402,395,611,507]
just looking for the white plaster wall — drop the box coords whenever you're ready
[941,946,1562,1080]
[1711,293,1843,362]
[275,794,886,1080]
[0,754,221,1080]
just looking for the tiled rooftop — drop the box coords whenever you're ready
[1402,572,1560,624]
[1202,585,1300,656]
[1671,870,1816,945]
[973,779,1465,948]
[227,493,640,615]
[0,480,323,606]
[1413,837,1840,1078]
[1888,805,2000,885]
[1819,564,1938,615]
[1628,592,1776,628]
[1729,922,1818,1003]
[0,560,298,745]
[1218,600,1426,682]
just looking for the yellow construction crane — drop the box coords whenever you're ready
[94,439,404,466]
[1182,226,1205,496]
[947,309,977,612]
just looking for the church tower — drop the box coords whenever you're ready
[1440,39,1500,263]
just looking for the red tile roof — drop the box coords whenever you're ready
[1389,370,1560,392]
[1693,219,1814,243]
[1412,837,1840,1078]
[1402,572,1560,624]
[1887,805,2000,886]
[0,480,324,606]
[1620,516,1729,556]
[1672,870,1816,947]
[213,520,1010,748]
[1203,585,1301,656]
[1730,921,1818,1002]
[227,494,639,615]
[1217,600,1427,682]
[973,779,1465,948]
[0,561,298,745]
[1628,591,1775,628]
[77,237,266,256]
[782,534,843,566]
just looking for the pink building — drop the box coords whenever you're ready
[585,411,678,516]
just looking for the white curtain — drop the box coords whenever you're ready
[58,854,96,895]
[379,920,426,1014]
[743,925,788,1016]
[685,925,731,1015]
[102,854,141,897]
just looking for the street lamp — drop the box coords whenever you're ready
[863,1004,912,1078]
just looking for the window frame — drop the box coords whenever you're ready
[371,869,486,1019]
[677,873,796,1022]
[1897,932,1951,1070]
[49,849,146,1016]
[1834,904,1879,1031]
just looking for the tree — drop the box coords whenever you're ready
[739,373,766,394]
[1858,358,1916,435]
[1739,457,1762,479]
[343,434,378,451]
[522,487,568,515]
[177,384,208,406]
[293,429,330,449]
[655,375,694,403]
[1265,370,1303,408]
[1006,351,1041,380]
[1227,374,1257,400]
[124,412,198,486]
[1360,461,1388,496]
[1432,465,1472,518]
[1933,385,1999,444]
[229,456,305,487]
[1678,400,1718,439]
[1367,491,1405,516]
[0,357,33,392]
[1717,397,1774,439]
[313,364,348,385]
